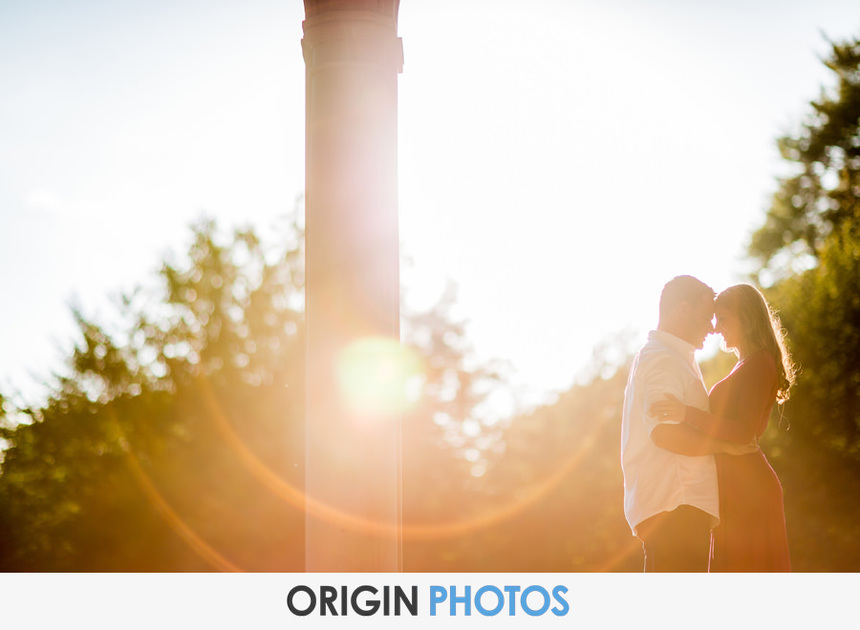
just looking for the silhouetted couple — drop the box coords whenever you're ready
[621,275,794,572]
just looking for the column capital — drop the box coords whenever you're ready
[304,0,399,20]
[302,1,403,74]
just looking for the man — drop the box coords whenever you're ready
[621,275,743,572]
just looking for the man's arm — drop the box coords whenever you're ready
[651,422,757,456]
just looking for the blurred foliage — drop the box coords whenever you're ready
[728,32,860,569]
[0,217,307,570]
[401,281,507,520]
[750,34,860,282]
[743,32,860,569]
[765,223,860,459]
[0,215,499,571]
[749,32,860,461]
[403,348,641,572]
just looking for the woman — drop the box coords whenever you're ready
[650,284,795,572]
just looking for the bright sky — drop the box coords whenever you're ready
[1,0,858,416]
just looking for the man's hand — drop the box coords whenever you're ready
[649,393,685,423]
[651,423,757,458]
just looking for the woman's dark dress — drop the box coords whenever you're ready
[684,350,791,572]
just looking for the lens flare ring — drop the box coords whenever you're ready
[113,372,614,570]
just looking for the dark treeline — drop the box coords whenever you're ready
[1,33,859,572]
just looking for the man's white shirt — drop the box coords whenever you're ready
[620,330,719,535]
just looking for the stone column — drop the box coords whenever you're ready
[301,0,403,571]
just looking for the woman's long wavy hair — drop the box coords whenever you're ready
[716,284,797,404]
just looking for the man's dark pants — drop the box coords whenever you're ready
[636,504,711,572]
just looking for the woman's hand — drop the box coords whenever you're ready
[648,394,686,423]
[719,438,759,456]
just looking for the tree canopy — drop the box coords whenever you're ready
[0,215,501,571]
[753,33,860,460]
[751,35,860,282]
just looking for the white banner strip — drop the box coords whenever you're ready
[0,573,857,629]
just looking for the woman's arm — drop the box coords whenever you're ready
[686,353,776,443]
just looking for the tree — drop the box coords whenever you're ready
[765,224,860,457]
[0,215,500,571]
[0,217,307,570]
[743,32,860,569]
[750,34,860,283]
[399,281,509,567]
[746,33,860,458]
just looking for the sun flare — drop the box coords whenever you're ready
[335,336,423,418]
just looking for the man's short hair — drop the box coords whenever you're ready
[659,275,715,322]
